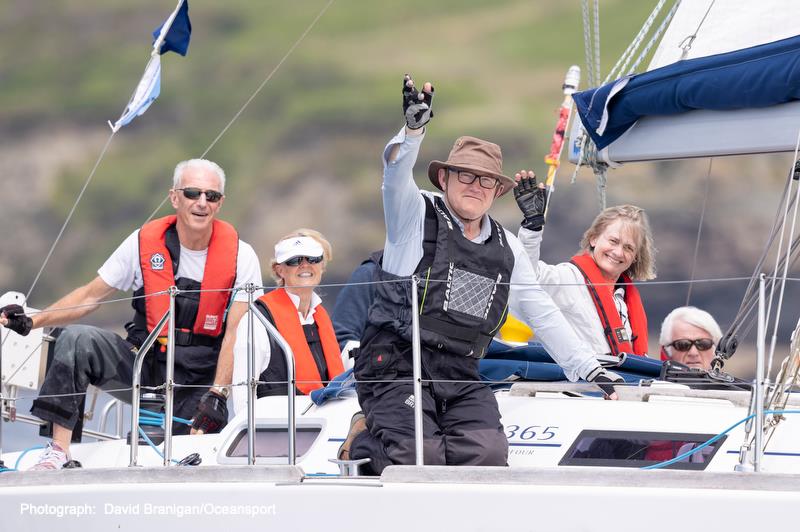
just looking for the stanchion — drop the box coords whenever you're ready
[755,273,766,472]
[251,302,296,464]
[162,286,178,466]
[410,275,424,466]
[129,308,171,467]
[245,283,256,465]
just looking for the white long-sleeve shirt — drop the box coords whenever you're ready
[518,226,633,358]
[381,126,600,381]
[231,290,323,414]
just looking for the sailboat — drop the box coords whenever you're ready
[3,1,800,530]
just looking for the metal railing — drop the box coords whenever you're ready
[1,273,792,473]
[127,283,298,467]
[129,304,171,467]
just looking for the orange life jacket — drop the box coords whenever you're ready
[570,253,648,356]
[139,215,238,337]
[258,288,344,395]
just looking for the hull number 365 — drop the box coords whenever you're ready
[504,425,558,441]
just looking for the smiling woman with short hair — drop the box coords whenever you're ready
[231,228,343,414]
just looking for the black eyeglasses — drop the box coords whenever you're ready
[667,338,715,352]
[451,170,500,190]
[283,255,324,266]
[176,187,224,203]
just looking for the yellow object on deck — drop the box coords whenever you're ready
[499,314,533,343]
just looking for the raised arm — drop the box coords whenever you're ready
[381,75,434,275]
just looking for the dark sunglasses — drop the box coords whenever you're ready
[667,338,714,352]
[451,170,500,190]
[176,187,223,203]
[283,255,324,266]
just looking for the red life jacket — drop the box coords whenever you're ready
[258,288,344,395]
[570,253,648,356]
[645,440,685,461]
[139,215,238,337]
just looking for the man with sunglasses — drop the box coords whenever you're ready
[340,75,623,474]
[0,159,262,470]
[659,306,722,371]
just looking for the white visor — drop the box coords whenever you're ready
[274,236,324,264]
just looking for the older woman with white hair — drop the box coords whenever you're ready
[659,306,722,370]
[514,171,656,360]
[231,228,344,414]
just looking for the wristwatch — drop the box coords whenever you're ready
[210,385,230,399]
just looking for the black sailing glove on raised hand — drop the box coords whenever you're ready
[585,367,625,398]
[0,304,32,336]
[191,390,229,434]
[513,172,547,231]
[402,74,434,130]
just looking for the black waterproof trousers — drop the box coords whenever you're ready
[30,324,212,435]
[350,328,507,475]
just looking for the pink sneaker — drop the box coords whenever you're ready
[28,442,69,471]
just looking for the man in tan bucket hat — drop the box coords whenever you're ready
[341,74,622,475]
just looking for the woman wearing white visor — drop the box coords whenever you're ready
[231,229,344,414]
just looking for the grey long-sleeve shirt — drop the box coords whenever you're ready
[380,126,600,381]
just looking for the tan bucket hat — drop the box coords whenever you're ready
[427,136,516,196]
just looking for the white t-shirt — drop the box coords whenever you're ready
[97,229,263,303]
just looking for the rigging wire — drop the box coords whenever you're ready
[724,136,800,352]
[581,0,596,88]
[604,0,669,83]
[24,130,117,302]
[765,130,800,378]
[575,0,678,210]
[144,0,337,225]
[624,0,680,76]
[678,0,716,59]
[22,0,338,289]
[685,158,713,306]
[592,0,601,88]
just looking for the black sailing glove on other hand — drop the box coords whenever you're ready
[513,172,547,231]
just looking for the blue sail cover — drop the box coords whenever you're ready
[480,341,663,384]
[573,33,800,150]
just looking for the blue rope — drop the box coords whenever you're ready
[137,427,180,464]
[139,408,192,426]
[643,409,800,470]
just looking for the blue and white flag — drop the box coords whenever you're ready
[109,1,192,132]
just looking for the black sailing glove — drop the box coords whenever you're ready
[585,367,624,397]
[191,390,229,433]
[513,173,547,231]
[0,304,32,336]
[402,74,434,130]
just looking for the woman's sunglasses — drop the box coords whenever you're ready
[667,338,714,352]
[176,187,223,203]
[283,255,324,267]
